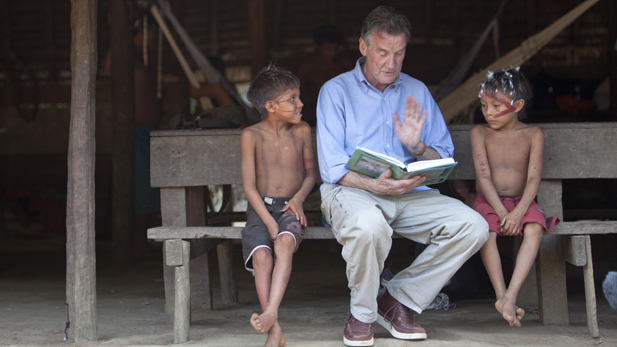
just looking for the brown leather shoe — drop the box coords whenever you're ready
[343,313,374,346]
[377,289,427,340]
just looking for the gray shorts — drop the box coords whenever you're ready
[241,197,305,272]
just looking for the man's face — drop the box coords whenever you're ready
[359,31,407,92]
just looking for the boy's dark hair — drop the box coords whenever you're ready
[247,63,300,116]
[360,6,411,46]
[478,66,533,117]
[313,25,344,45]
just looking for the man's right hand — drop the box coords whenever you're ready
[372,169,426,195]
[340,169,426,196]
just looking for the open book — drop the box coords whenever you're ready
[345,147,457,186]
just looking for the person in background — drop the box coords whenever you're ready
[297,24,353,127]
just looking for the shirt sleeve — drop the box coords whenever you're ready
[316,81,350,185]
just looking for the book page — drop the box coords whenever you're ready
[355,156,392,177]
[357,147,406,168]
[406,157,455,172]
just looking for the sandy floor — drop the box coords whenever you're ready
[1,236,617,347]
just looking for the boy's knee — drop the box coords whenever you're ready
[252,247,273,262]
[523,222,544,237]
[275,233,296,250]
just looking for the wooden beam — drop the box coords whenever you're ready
[110,0,135,264]
[66,0,98,341]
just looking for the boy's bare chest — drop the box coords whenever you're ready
[256,139,302,166]
[484,133,531,166]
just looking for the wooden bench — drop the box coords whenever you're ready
[148,123,617,343]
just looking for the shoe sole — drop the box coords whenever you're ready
[343,336,374,346]
[376,315,427,340]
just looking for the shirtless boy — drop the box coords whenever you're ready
[241,64,317,347]
[470,66,559,327]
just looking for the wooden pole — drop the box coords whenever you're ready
[66,0,98,341]
[110,0,135,264]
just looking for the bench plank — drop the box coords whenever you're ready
[148,221,617,240]
[150,124,617,187]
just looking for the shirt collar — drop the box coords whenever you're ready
[354,57,403,93]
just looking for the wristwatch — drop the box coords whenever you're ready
[411,142,427,157]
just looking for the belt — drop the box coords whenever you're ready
[263,197,289,205]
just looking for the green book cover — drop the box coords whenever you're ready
[345,147,458,186]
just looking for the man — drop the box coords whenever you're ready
[316,6,489,346]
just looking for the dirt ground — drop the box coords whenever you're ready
[2,233,617,347]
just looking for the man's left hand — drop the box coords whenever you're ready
[393,96,427,153]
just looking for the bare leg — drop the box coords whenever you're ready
[252,234,295,335]
[480,231,524,326]
[497,223,544,327]
[251,248,274,333]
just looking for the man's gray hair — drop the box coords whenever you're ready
[360,6,411,46]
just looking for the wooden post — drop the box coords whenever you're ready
[66,0,98,341]
[249,0,266,78]
[110,0,135,264]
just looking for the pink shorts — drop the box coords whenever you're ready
[472,195,560,235]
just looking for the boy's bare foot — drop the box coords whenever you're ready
[263,323,285,347]
[495,298,525,327]
[251,312,277,334]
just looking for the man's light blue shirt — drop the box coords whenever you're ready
[316,57,454,193]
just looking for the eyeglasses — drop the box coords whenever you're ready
[276,96,298,104]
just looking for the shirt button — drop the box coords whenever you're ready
[387,145,390,148]
[386,121,390,124]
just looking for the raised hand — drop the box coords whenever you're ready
[393,96,427,153]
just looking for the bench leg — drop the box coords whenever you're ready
[164,239,192,343]
[562,235,600,337]
[217,240,238,304]
[536,235,569,325]
[174,240,191,344]
[582,236,600,338]
[163,243,175,324]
